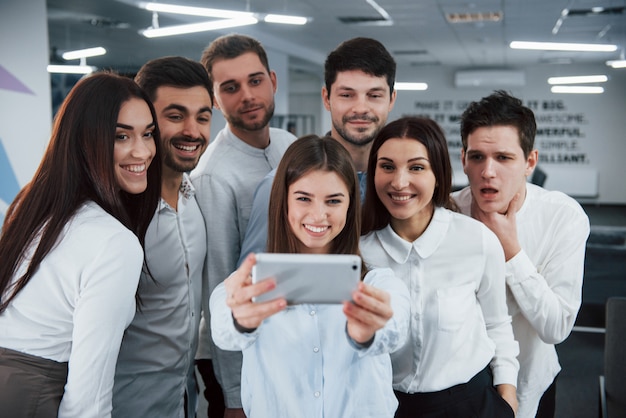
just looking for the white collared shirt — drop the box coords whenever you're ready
[0,201,143,417]
[453,184,589,418]
[360,207,519,393]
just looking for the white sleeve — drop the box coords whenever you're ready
[352,268,410,357]
[209,281,259,351]
[58,230,143,418]
[477,228,520,387]
[506,206,590,344]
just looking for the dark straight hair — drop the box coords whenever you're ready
[361,117,452,235]
[267,135,367,277]
[0,72,161,312]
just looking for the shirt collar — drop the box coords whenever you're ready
[158,173,195,211]
[376,207,451,263]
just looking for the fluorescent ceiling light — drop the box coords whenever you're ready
[263,14,308,25]
[606,59,626,68]
[141,17,258,38]
[510,41,618,52]
[140,2,254,19]
[548,75,608,84]
[62,47,106,60]
[366,0,392,21]
[395,82,428,91]
[551,86,604,94]
[139,2,308,25]
[47,65,96,74]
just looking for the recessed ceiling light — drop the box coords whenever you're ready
[510,41,618,52]
[62,47,106,60]
[548,75,608,84]
[551,86,604,94]
[395,82,428,91]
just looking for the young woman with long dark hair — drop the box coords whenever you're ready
[0,72,161,417]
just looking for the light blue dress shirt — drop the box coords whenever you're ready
[210,267,410,418]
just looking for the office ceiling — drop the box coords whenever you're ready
[46,0,626,79]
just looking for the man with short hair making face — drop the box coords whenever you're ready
[238,37,397,262]
[113,56,213,417]
[452,90,590,418]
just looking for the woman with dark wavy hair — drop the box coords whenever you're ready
[0,71,161,417]
[361,116,519,417]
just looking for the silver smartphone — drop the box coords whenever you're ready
[251,253,361,305]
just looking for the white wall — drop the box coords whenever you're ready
[0,0,51,224]
[390,64,626,204]
[289,63,626,204]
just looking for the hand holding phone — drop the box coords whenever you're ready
[252,253,361,305]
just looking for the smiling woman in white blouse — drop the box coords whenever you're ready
[0,72,161,417]
[360,116,519,417]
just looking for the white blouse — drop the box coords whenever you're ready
[0,201,143,417]
[360,207,519,393]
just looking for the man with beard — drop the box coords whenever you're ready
[191,34,296,418]
[112,56,213,417]
[238,37,397,262]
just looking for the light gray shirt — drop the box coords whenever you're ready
[113,174,206,418]
[191,125,295,407]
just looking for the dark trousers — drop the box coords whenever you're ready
[535,375,558,418]
[196,359,225,418]
[0,347,68,418]
[394,367,515,418]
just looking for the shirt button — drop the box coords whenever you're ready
[313,347,319,353]
[314,391,320,398]
[310,310,316,316]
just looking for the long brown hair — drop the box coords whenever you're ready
[361,116,452,235]
[0,72,161,312]
[267,136,365,274]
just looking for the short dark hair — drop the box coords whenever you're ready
[460,90,536,158]
[200,34,270,81]
[135,56,213,106]
[361,117,452,235]
[324,37,396,97]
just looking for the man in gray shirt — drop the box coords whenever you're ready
[239,37,398,262]
[191,34,296,418]
[112,56,213,417]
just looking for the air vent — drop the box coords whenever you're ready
[446,11,503,23]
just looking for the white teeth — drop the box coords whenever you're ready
[305,224,328,233]
[125,164,146,173]
[175,144,199,152]
[391,194,412,201]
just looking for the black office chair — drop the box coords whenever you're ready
[530,166,547,187]
[599,297,626,418]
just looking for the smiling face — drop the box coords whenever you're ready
[211,52,276,134]
[375,137,436,239]
[113,98,156,194]
[152,85,212,175]
[322,70,396,148]
[287,170,350,254]
[462,125,537,214]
